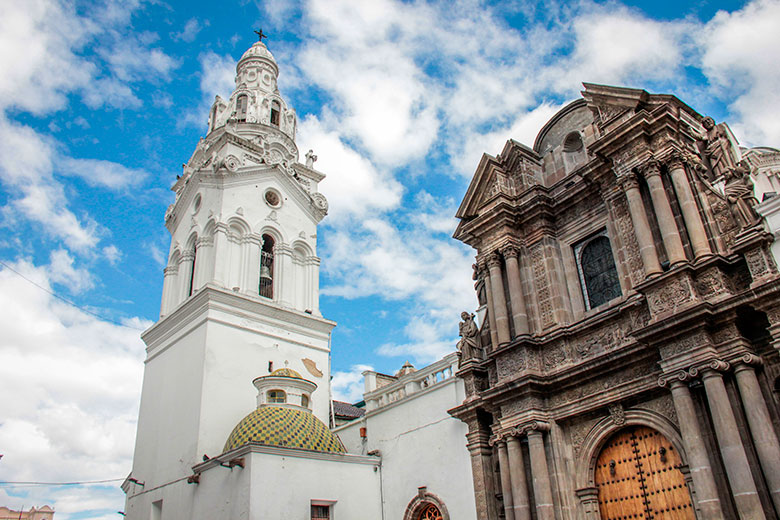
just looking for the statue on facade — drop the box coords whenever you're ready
[697,116,741,180]
[305,149,318,168]
[724,160,761,230]
[456,312,483,366]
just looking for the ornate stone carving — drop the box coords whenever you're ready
[694,268,727,297]
[646,277,694,316]
[311,192,329,213]
[608,403,626,425]
[574,325,626,358]
[659,331,708,358]
[640,395,678,426]
[499,244,519,259]
[611,193,644,287]
[543,343,567,370]
[486,252,502,268]
[744,247,773,280]
[531,243,555,329]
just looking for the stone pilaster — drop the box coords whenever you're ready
[507,435,531,520]
[641,160,687,266]
[178,250,196,299]
[481,262,499,349]
[487,252,511,344]
[160,265,179,316]
[501,245,529,336]
[466,424,499,520]
[733,356,780,513]
[496,440,516,520]
[663,374,725,519]
[699,363,766,519]
[621,172,662,277]
[527,428,555,520]
[667,153,712,260]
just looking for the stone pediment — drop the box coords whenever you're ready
[456,140,542,220]
[581,83,650,130]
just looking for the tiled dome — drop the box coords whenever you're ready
[224,406,345,453]
[268,368,304,379]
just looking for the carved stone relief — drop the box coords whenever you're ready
[531,243,555,329]
[611,194,644,287]
[646,276,695,316]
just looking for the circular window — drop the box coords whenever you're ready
[193,194,202,214]
[264,189,281,208]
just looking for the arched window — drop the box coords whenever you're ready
[575,233,621,310]
[270,100,281,126]
[267,390,286,403]
[260,234,275,299]
[187,244,197,297]
[301,394,309,408]
[418,505,442,520]
[236,94,248,121]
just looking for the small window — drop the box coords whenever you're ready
[264,189,281,208]
[311,504,330,520]
[270,100,281,126]
[267,390,286,403]
[575,233,621,310]
[193,193,202,214]
[237,94,248,121]
[301,394,309,408]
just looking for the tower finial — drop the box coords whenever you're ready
[254,28,268,43]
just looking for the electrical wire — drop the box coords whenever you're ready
[0,260,145,331]
[0,478,124,487]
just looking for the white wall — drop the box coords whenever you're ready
[334,373,477,520]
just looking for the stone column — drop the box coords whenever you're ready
[212,222,230,288]
[487,252,511,345]
[621,173,662,277]
[700,365,766,519]
[496,440,516,520]
[527,429,555,520]
[160,265,178,316]
[501,246,529,336]
[733,358,780,513]
[667,154,712,259]
[507,435,531,520]
[642,160,687,266]
[194,236,213,292]
[245,234,262,297]
[666,377,725,519]
[178,250,195,299]
[481,264,499,349]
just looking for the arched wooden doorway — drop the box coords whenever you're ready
[594,425,694,519]
[418,504,442,520]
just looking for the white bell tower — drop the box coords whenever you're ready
[125,37,334,517]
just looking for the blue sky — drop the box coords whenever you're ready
[0,0,778,517]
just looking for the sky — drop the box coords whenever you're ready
[0,0,778,517]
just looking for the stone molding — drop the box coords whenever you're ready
[658,358,733,388]
[402,487,450,520]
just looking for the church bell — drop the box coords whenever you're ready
[260,265,273,282]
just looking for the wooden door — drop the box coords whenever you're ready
[594,426,695,520]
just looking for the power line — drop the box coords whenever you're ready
[0,478,124,487]
[0,260,145,331]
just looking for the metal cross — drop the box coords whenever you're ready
[254,29,268,42]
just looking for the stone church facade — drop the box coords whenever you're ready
[451,84,780,520]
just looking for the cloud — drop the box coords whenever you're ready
[698,0,780,145]
[331,364,373,403]
[60,157,150,190]
[0,259,147,517]
[0,117,100,251]
[180,51,237,129]
[173,18,207,43]
[99,33,179,83]
[47,249,94,293]
[298,116,403,222]
[102,244,122,265]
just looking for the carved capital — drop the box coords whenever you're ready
[735,353,762,368]
[667,150,686,171]
[500,244,519,259]
[658,370,690,388]
[163,265,179,275]
[639,159,662,178]
[180,250,196,262]
[619,171,640,191]
[486,252,502,269]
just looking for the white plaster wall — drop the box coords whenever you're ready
[335,377,477,520]
[758,196,780,267]
[247,451,381,520]
[130,321,208,489]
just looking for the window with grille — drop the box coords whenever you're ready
[311,504,330,519]
[574,232,621,310]
[267,390,286,403]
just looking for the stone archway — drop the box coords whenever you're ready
[575,409,695,519]
[403,487,450,520]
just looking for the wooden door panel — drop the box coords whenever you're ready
[595,426,694,520]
